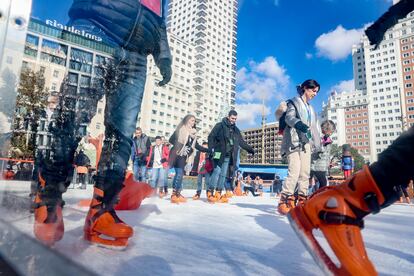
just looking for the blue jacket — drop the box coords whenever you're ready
[69,0,171,65]
[341,156,354,171]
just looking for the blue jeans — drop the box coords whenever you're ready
[164,167,169,188]
[172,167,184,192]
[151,168,164,188]
[39,19,149,204]
[133,160,147,182]
[209,157,230,191]
[196,173,210,193]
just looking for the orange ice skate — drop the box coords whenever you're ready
[277,194,295,215]
[84,187,133,249]
[33,173,64,246]
[288,166,385,275]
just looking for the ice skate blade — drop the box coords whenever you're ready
[288,207,338,276]
[84,232,129,251]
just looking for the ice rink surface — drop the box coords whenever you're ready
[1,181,414,275]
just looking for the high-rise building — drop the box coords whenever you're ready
[14,19,113,155]
[352,10,414,161]
[138,34,195,139]
[241,122,282,164]
[163,0,238,138]
[321,90,371,161]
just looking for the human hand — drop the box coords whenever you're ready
[294,121,309,133]
[157,58,172,86]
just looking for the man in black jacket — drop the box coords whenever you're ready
[74,150,91,189]
[33,0,172,249]
[207,110,254,203]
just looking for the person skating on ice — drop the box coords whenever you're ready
[33,0,172,248]
[207,110,255,203]
[168,115,208,204]
[277,79,321,215]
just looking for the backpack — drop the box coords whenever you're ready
[275,100,293,135]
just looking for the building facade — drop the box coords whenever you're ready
[321,90,371,161]
[241,122,282,164]
[13,19,113,155]
[138,34,195,139]
[164,0,238,138]
[352,10,414,161]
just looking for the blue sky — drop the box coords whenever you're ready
[30,0,393,129]
[235,0,393,128]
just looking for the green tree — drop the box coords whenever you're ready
[239,149,248,163]
[11,68,48,158]
[349,146,365,171]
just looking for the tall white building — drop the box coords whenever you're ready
[352,10,414,161]
[165,0,238,138]
[138,34,195,139]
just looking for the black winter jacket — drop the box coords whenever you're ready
[69,0,171,65]
[208,118,254,170]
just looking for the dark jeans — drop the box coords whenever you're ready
[397,185,409,198]
[310,170,328,189]
[244,186,258,197]
[39,19,148,205]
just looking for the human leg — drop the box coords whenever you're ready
[278,151,301,215]
[288,127,414,275]
[151,168,160,189]
[193,173,203,200]
[84,49,148,248]
[313,171,327,190]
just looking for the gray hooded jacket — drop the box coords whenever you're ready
[280,96,321,156]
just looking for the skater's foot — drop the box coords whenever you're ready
[296,194,307,206]
[288,166,385,275]
[33,174,64,246]
[215,191,229,203]
[192,193,201,200]
[207,191,217,203]
[277,194,295,215]
[84,188,133,249]
[177,192,187,203]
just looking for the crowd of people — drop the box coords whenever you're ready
[129,110,255,204]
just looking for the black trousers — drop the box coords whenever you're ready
[397,185,409,198]
[244,186,258,197]
[310,170,328,189]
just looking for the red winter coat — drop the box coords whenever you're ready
[146,144,169,168]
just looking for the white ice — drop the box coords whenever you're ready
[2,181,414,275]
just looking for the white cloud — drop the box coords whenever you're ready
[315,25,365,61]
[253,57,289,86]
[330,79,355,93]
[305,52,313,59]
[236,56,290,128]
[235,103,271,126]
[0,112,11,133]
[236,56,290,102]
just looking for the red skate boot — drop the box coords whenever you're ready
[84,187,133,249]
[33,173,64,246]
[288,166,385,275]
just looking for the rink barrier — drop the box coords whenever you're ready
[0,219,95,276]
[0,158,34,181]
